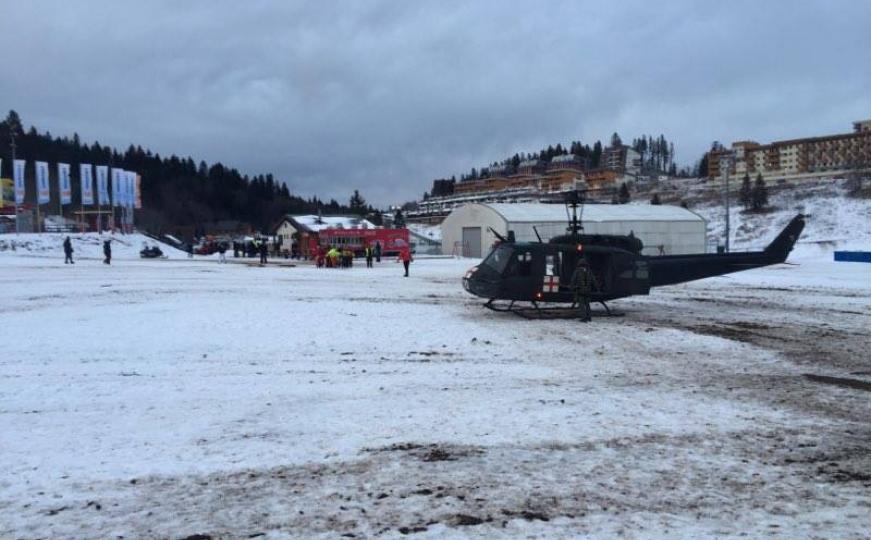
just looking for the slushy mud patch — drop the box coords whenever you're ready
[14,430,870,538]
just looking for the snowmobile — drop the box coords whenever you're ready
[139,245,165,259]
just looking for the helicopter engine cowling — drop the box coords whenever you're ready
[548,233,643,254]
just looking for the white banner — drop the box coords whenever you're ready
[80,164,94,205]
[96,165,109,205]
[36,161,50,204]
[58,163,72,205]
[111,168,123,207]
[13,159,26,204]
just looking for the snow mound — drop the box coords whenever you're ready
[0,232,189,260]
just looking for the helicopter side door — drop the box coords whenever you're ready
[497,247,540,300]
[610,252,650,296]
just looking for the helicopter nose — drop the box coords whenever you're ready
[462,266,479,293]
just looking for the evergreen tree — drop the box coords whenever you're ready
[618,182,631,204]
[739,174,752,209]
[751,174,769,211]
[393,208,406,228]
[591,141,603,168]
[349,190,367,215]
[610,132,622,147]
[5,110,23,136]
[698,153,709,178]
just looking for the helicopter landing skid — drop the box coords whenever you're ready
[483,299,623,319]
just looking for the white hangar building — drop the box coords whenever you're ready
[441,203,707,258]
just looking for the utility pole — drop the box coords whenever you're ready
[719,153,735,253]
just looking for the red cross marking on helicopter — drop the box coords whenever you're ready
[543,275,559,293]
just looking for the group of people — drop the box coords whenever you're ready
[313,241,413,276]
[318,246,356,268]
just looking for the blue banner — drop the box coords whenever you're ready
[36,161,50,204]
[13,159,26,204]
[112,169,122,207]
[96,166,109,205]
[58,163,72,205]
[80,164,94,205]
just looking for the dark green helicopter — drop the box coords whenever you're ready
[462,193,806,318]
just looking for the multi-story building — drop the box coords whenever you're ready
[709,120,871,181]
[602,145,642,176]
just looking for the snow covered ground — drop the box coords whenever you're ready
[0,243,869,538]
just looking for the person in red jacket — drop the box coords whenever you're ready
[399,249,413,277]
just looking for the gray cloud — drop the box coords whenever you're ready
[2,0,869,205]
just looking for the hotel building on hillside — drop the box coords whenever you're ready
[452,144,636,198]
[708,120,871,181]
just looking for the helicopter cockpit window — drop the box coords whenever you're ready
[516,251,532,276]
[545,253,561,276]
[481,244,513,274]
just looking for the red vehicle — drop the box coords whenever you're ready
[312,228,410,257]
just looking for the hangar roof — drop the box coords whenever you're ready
[481,203,704,223]
[284,215,376,233]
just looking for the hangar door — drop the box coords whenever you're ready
[462,227,482,258]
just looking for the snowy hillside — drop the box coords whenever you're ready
[0,232,189,260]
[408,223,442,241]
[688,179,871,258]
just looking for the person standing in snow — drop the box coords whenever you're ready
[103,239,112,265]
[259,238,268,264]
[570,258,593,322]
[364,243,374,268]
[374,241,382,263]
[63,236,74,264]
[217,242,227,263]
[399,248,412,277]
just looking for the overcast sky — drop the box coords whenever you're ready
[2,1,870,206]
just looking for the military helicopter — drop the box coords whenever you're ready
[462,192,806,318]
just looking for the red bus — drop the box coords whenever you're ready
[311,228,410,257]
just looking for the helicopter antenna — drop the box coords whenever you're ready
[488,226,507,243]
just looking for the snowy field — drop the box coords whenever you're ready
[1,245,869,538]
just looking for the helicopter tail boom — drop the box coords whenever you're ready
[648,214,805,287]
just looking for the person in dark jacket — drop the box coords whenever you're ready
[374,241,382,263]
[63,236,74,264]
[103,239,112,265]
[364,244,374,268]
[259,239,268,264]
